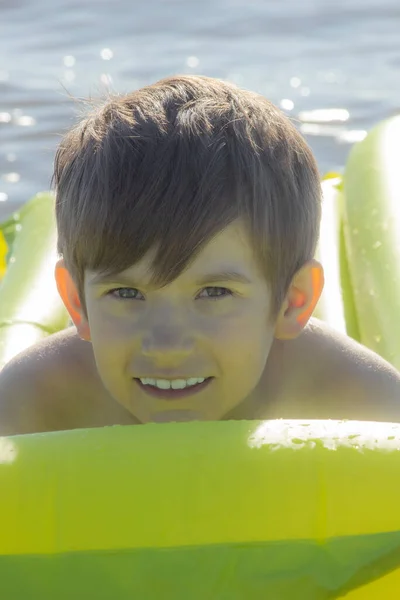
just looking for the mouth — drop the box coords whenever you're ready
[134,377,213,400]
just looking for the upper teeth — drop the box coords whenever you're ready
[139,377,206,390]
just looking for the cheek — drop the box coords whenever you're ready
[87,310,137,378]
[209,303,272,370]
[212,315,272,407]
[88,302,137,344]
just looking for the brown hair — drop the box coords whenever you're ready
[53,75,321,320]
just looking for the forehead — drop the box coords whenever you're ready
[86,220,262,285]
[192,221,257,267]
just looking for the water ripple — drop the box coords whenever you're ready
[0,0,399,210]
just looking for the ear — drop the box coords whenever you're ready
[274,259,324,340]
[54,258,91,342]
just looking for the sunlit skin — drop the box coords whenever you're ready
[55,220,324,423]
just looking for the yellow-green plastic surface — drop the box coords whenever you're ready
[343,116,400,369]
[1,419,400,598]
[0,193,70,368]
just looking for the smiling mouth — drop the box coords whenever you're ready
[134,377,213,400]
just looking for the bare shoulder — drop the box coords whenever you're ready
[278,317,400,422]
[1,326,92,373]
[0,328,123,435]
[0,328,90,435]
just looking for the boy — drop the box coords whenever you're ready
[0,75,399,435]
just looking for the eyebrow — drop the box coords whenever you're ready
[89,272,142,286]
[194,271,253,286]
[89,270,253,287]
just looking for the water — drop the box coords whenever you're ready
[1,0,400,219]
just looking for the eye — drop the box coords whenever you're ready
[197,286,233,299]
[107,287,145,300]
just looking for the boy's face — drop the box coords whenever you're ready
[82,221,276,423]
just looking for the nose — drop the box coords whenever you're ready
[141,323,195,364]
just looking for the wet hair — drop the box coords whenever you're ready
[53,75,321,320]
